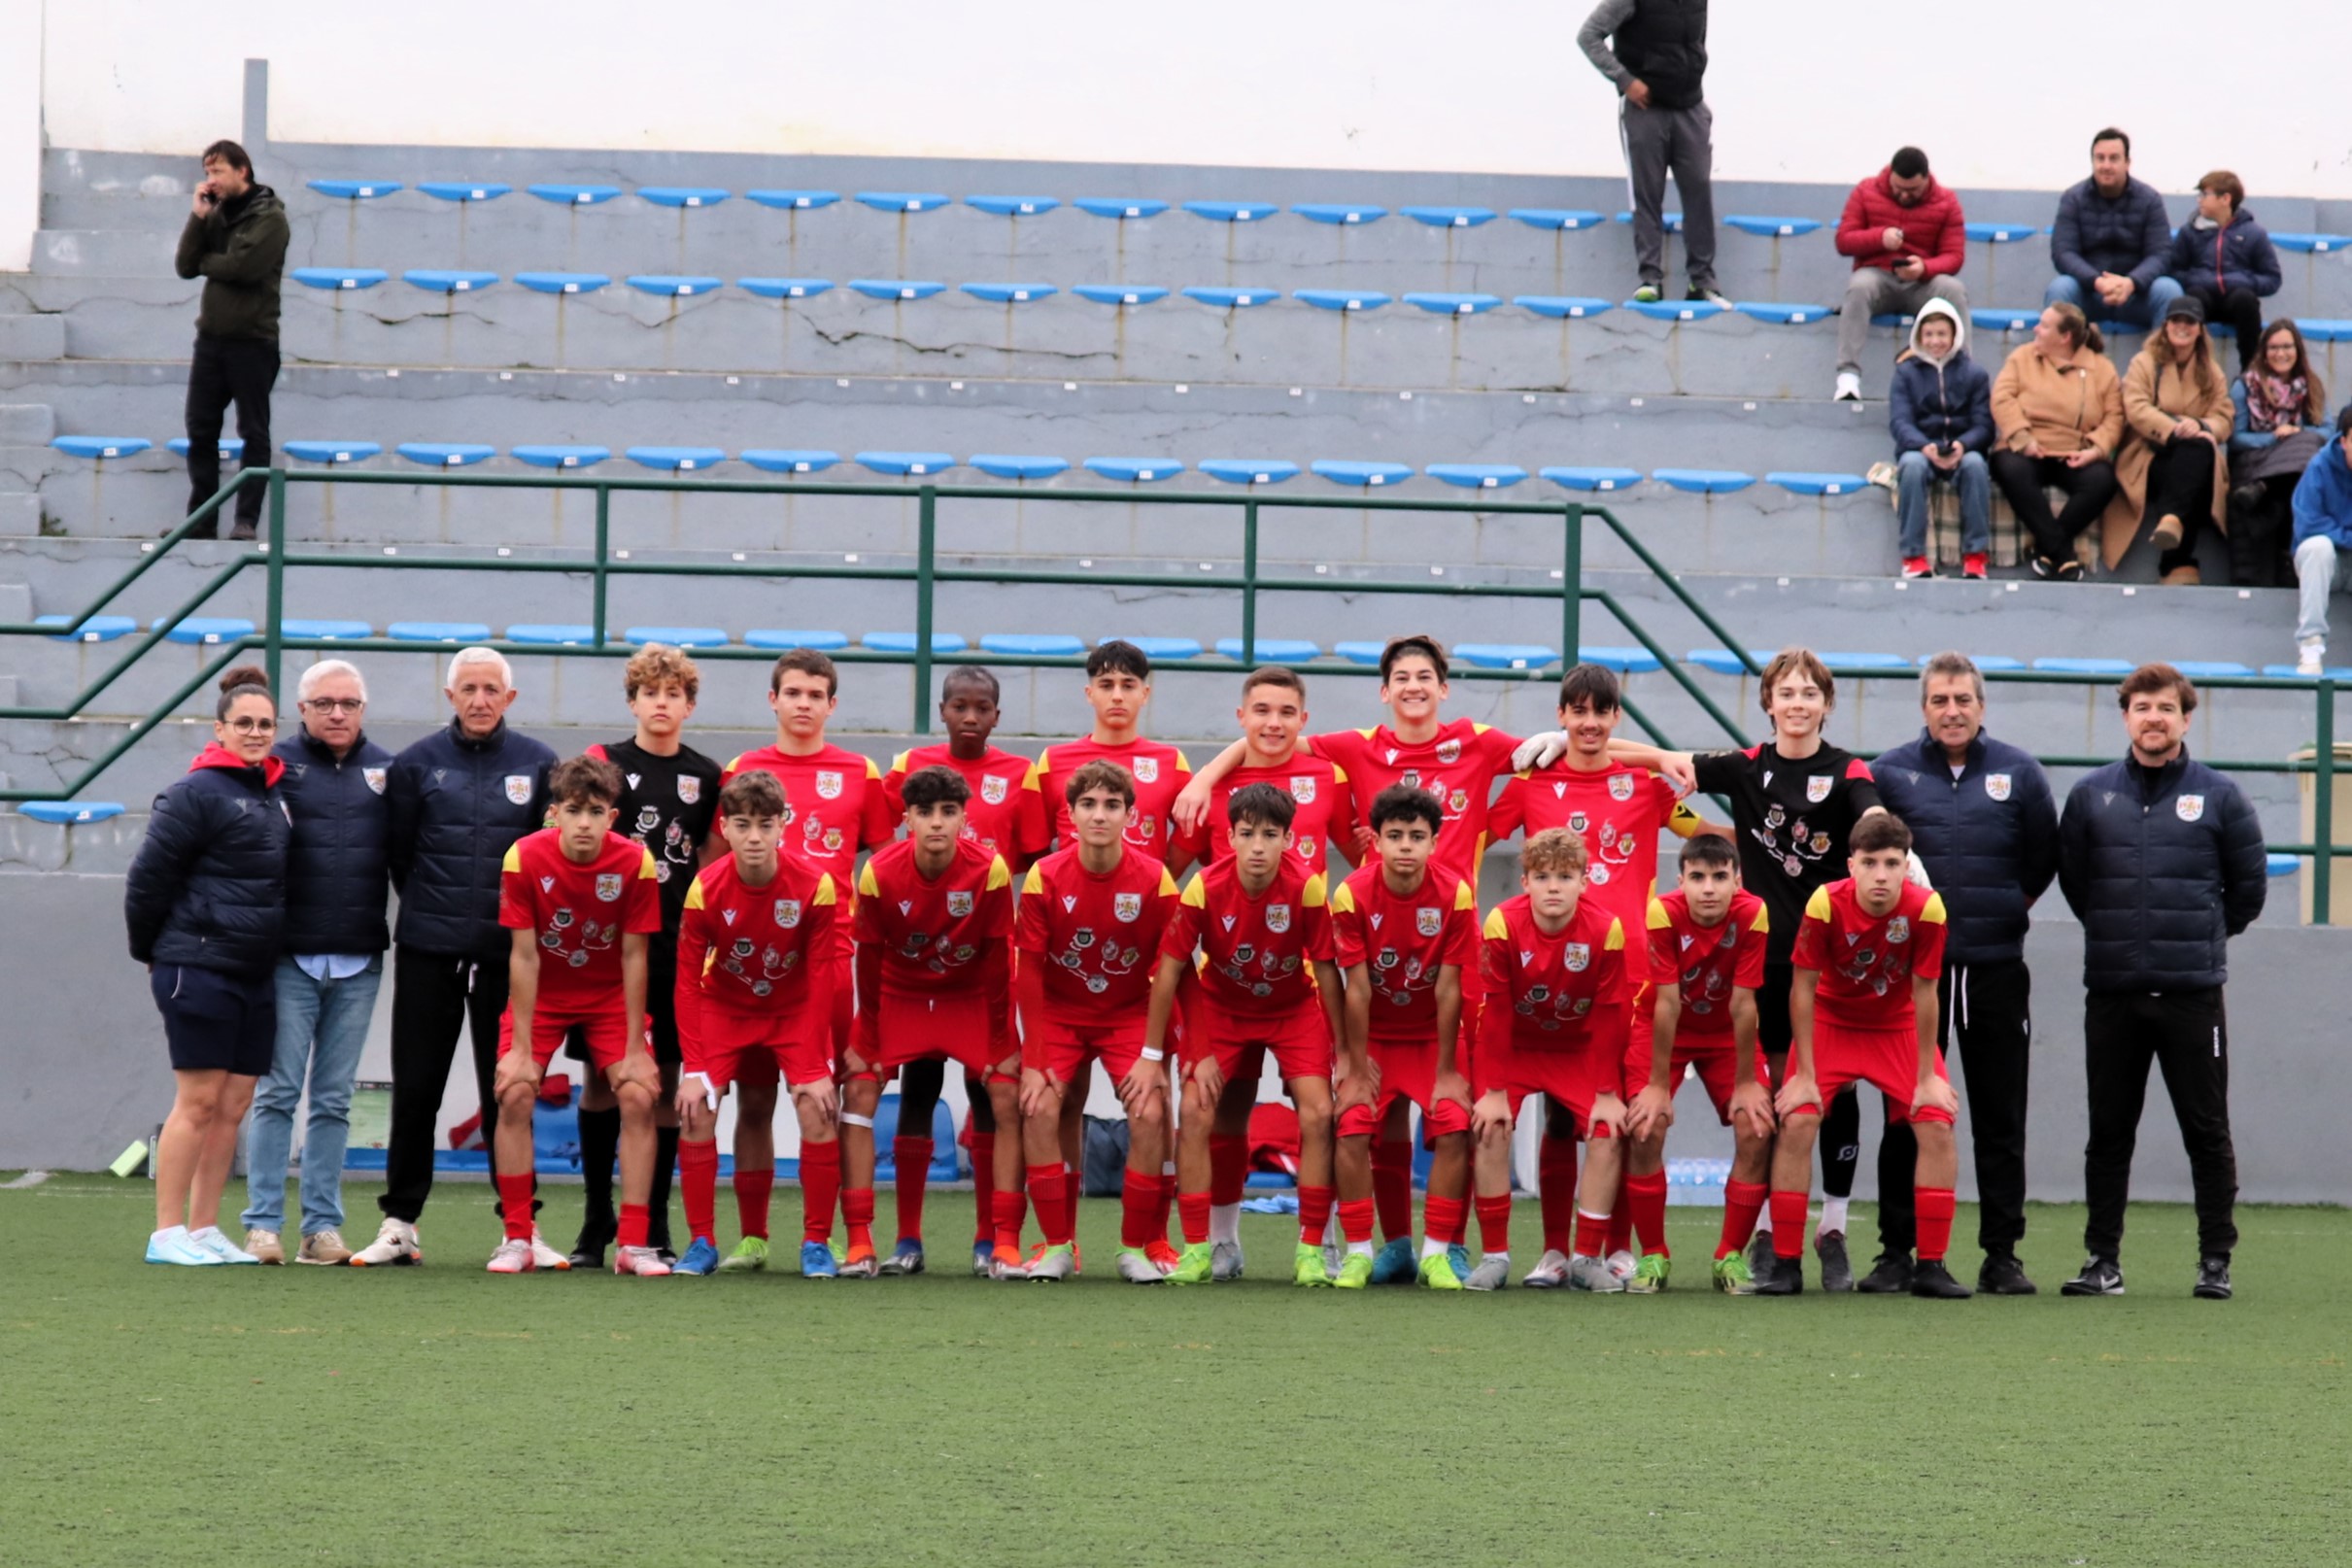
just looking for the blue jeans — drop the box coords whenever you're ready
[1897,449,1991,558]
[242,956,382,1235]
[2042,272,2183,329]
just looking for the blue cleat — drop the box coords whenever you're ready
[971,1242,995,1278]
[1369,1236,1418,1285]
[671,1237,721,1276]
[879,1239,926,1277]
[1448,1243,1473,1282]
[801,1241,840,1278]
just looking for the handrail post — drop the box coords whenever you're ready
[914,485,937,734]
[2317,679,2335,927]
[591,484,610,648]
[1561,501,1584,661]
[263,470,286,695]
[1242,497,1259,665]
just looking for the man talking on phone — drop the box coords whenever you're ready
[174,139,289,541]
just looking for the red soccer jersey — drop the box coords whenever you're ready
[719,742,896,877]
[1165,858,1333,1015]
[1029,735,1193,864]
[1016,845,1182,1025]
[1790,879,1947,1031]
[1328,863,1481,1043]
[1478,894,1626,1049]
[1310,720,1520,888]
[1490,762,1706,948]
[882,743,1048,867]
[676,854,838,1017]
[854,837,1014,998]
[1174,751,1357,879]
[499,829,664,1010]
[1646,888,1770,1037]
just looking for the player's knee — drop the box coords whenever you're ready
[1913,1117,1957,1150]
[615,1078,655,1116]
[1295,1097,1333,1141]
[1432,1128,1469,1156]
[495,1080,536,1115]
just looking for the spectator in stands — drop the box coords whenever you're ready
[1990,302,2124,581]
[2046,128,2182,330]
[2057,664,2264,1301]
[2290,406,2352,674]
[238,659,393,1267]
[1578,0,1727,308]
[1889,299,1993,580]
[352,648,556,1268]
[172,139,287,542]
[2166,171,2279,375]
[2104,295,2233,585]
[2230,321,2330,590]
[126,665,289,1267]
[1833,147,1968,403]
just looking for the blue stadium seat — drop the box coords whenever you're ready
[1291,203,1387,225]
[417,182,512,202]
[290,267,389,290]
[1767,471,1871,496]
[283,618,373,641]
[2269,233,2351,254]
[1870,313,1917,329]
[402,269,497,293]
[1181,201,1279,222]
[2267,853,2301,877]
[396,442,495,467]
[624,626,730,647]
[510,445,609,469]
[847,279,947,301]
[1972,307,2040,334]
[167,438,245,460]
[1400,206,1495,228]
[1615,211,1685,231]
[1724,216,1823,238]
[626,275,722,297]
[389,621,494,643]
[1311,460,1413,488]
[2032,657,2134,676]
[1182,287,1279,309]
[51,436,151,460]
[1404,292,1503,316]
[1425,463,1527,489]
[528,184,621,206]
[1333,641,1385,665]
[1516,296,1615,320]
[856,451,955,476]
[1216,637,1320,663]
[626,447,727,472]
[2169,661,2255,678]
[865,631,969,654]
[1964,222,2041,243]
[514,271,611,294]
[1624,298,1727,322]
[1074,198,1171,220]
[1073,285,1171,306]
[1126,637,1204,660]
[638,187,730,209]
[1200,459,1301,485]
[1687,648,1774,675]
[1294,290,1390,312]
[162,617,255,646]
[505,625,598,646]
[961,283,1058,303]
[1578,645,1664,673]
[1541,465,1643,492]
[967,195,1060,217]
[1083,458,1184,483]
[1737,302,1832,325]
[2261,662,2352,679]
[1653,468,1755,494]
[741,449,841,474]
[37,613,137,641]
[1455,643,1559,669]
[968,455,1070,481]
[981,633,1086,656]
[2297,321,2352,342]
[1509,209,1608,230]
[307,180,401,200]
[283,440,382,464]
[18,801,126,825]
[1915,654,2026,672]
[745,189,841,211]
[1816,651,1910,670]
[854,191,951,213]
[738,278,833,299]
[745,630,852,651]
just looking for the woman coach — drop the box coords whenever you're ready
[125,665,290,1266]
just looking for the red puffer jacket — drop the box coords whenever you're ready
[1834,167,1965,278]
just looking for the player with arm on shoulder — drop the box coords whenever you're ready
[667,770,842,1278]
[1761,812,1967,1298]
[490,756,666,1275]
[1326,786,1481,1289]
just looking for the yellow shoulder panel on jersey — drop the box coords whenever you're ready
[1330,880,1358,915]
[1021,863,1045,897]
[814,873,837,906]
[684,873,708,911]
[1027,750,1052,786]
[1331,763,1349,783]
[863,756,883,779]
[1471,722,1492,734]
[1483,907,1510,939]
[1512,767,1534,782]
[1179,872,1208,908]
[1605,916,1626,950]
[1921,892,1948,925]
[1749,902,1771,934]
[1354,727,1379,740]
[1647,896,1672,931]
[1667,800,1704,837]
[1452,878,1477,911]
[636,846,659,878]
[856,862,880,898]
[1303,872,1327,907]
[1173,749,1193,773]
[1157,865,1181,897]
[986,855,1012,891]
[501,842,523,873]
[889,749,911,774]
[1804,885,1833,920]
[725,752,749,772]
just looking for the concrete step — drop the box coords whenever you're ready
[0,316,65,361]
[0,403,54,442]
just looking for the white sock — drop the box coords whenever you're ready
[1821,1197,1850,1236]
[1210,1203,1241,1245]
[1347,1240,1375,1257]
[1420,1237,1449,1261]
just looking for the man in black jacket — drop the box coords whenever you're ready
[1869,654,2060,1294]
[1578,0,1725,308]
[2058,664,2266,1300]
[173,139,289,541]
[352,648,556,1267]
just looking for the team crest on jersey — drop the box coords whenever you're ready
[815,770,843,800]
[595,873,624,903]
[1565,943,1590,972]
[1297,836,1317,860]
[1416,906,1443,937]
[981,774,1008,805]
[1886,916,1910,944]
[363,767,387,795]
[1449,789,1470,814]
[1113,892,1142,923]
[1590,866,1611,884]
[1132,757,1160,784]
[1436,737,1462,766]
[1609,773,1635,801]
[1806,775,1832,803]
[1289,775,1316,803]
[822,829,844,853]
[2177,794,2204,822]
[677,775,700,803]
[1400,769,1421,791]
[1569,810,1589,834]
[946,890,974,918]
[1985,773,2012,802]
[1265,903,1291,934]
[504,774,533,804]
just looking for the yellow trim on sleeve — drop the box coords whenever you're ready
[1482,907,1509,940]
[636,846,659,879]
[1302,872,1328,907]
[857,862,880,899]
[1605,917,1625,951]
[1647,896,1672,931]
[1804,885,1833,921]
[986,855,1012,891]
[1180,874,1208,908]
[1921,892,1948,925]
[814,873,837,906]
[1021,864,1045,897]
[684,874,707,911]
[1330,880,1357,915]
[501,843,523,873]
[1452,879,1476,912]
[1156,866,1180,897]
[1666,800,1704,838]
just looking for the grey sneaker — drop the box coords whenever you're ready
[1815,1229,1855,1292]
[1026,1244,1075,1282]
[1521,1248,1573,1288]
[1745,1226,1777,1284]
[1210,1238,1244,1281]
[1568,1254,1626,1293]
[1114,1246,1164,1284]
[1465,1253,1512,1291]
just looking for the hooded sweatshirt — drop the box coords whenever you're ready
[1888,298,1993,456]
[2292,438,2352,551]
[123,742,291,977]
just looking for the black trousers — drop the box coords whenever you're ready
[2184,284,2264,372]
[184,334,279,531]
[380,945,510,1224]
[1878,959,2033,1258]
[1989,450,2119,564]
[2083,988,2238,1262]
[2227,473,2298,588]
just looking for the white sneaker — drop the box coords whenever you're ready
[1833,371,1863,402]
[486,1238,536,1274]
[350,1216,422,1267]
[188,1225,260,1264]
[1210,1238,1245,1281]
[1115,1246,1166,1284]
[146,1225,222,1266]
[1569,1254,1628,1293]
[528,1226,572,1272]
[1606,1247,1640,1282]
[613,1244,672,1277]
[1466,1253,1512,1291]
[2299,638,2326,676]
[1521,1248,1573,1289]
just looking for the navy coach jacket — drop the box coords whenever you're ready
[387,719,555,960]
[2058,749,2267,993]
[272,726,396,957]
[124,743,290,978]
[1872,729,2060,965]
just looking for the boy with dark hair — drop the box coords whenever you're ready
[1149,784,1345,1287]
[490,757,666,1275]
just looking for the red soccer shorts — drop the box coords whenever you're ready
[1788,1023,1953,1126]
[699,1006,832,1093]
[1184,997,1332,1085]
[1483,1037,1619,1138]
[1338,1037,1472,1144]
[859,991,1013,1082]
[1622,1031,1774,1125]
[500,1002,636,1073]
[1034,1013,1149,1086]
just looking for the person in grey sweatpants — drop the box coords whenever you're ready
[1578,0,1721,303]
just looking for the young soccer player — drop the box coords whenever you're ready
[667,771,843,1278]
[1326,785,1481,1289]
[711,649,895,1272]
[1762,813,1967,1298]
[1468,828,1630,1292]
[489,756,666,1275]
[1010,760,1182,1282]
[1631,835,1777,1293]
[565,644,721,1268]
[882,665,1047,1275]
[1148,783,1345,1287]
[843,766,1019,1278]
[1171,665,1357,1280]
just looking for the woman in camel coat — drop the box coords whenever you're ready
[1989,302,2125,581]
[2102,293,2233,581]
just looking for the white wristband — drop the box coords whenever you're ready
[1141,1047,1165,1063]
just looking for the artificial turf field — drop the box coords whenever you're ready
[5,1176,2346,1568]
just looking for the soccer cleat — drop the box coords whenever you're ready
[146,1226,222,1266]
[1712,1251,1759,1295]
[1211,1239,1245,1281]
[485,1238,535,1274]
[1165,1243,1215,1285]
[1978,1253,2038,1295]
[1632,283,1662,304]
[1626,1252,1672,1294]
[1521,1249,1572,1289]
[1834,370,1863,402]
[243,1228,285,1265]
[800,1241,839,1278]
[2194,1256,2233,1300]
[1857,1252,1915,1294]
[1030,1244,1080,1282]
[1116,1246,1166,1284]
[1900,557,1933,580]
[1909,1259,1972,1299]
[717,1236,770,1273]
[1368,1236,1418,1285]
[188,1226,260,1264]
[614,1244,672,1278]
[672,1238,722,1276]
[879,1240,927,1277]
[1332,1251,1375,1289]
[838,1243,881,1279]
[1143,1238,1183,1276]
[1754,1254,1805,1295]
[528,1226,572,1272]
[972,1242,996,1278]
[349,1217,421,1267]
[1025,1240,1083,1275]
[1744,1227,1777,1285]
[1465,1253,1512,1291]
[567,1218,614,1272]
[567,1242,607,1272]
[1568,1255,1626,1293]
[1961,552,1989,580]
[990,1249,1033,1282]
[1293,1243,1334,1287]
[1448,1243,1474,1282]
[1815,1230,1854,1292]
[656,1247,679,1268]
[297,1229,354,1266]
[2060,1256,2125,1297]
[1417,1252,1465,1291]
[1605,1247,1638,1283]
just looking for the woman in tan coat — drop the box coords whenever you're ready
[2102,293,2234,582]
[1990,302,2125,581]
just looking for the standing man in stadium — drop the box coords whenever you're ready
[1578,0,1726,309]
[2057,665,2265,1300]
[355,649,555,1267]
[1868,654,2059,1295]
[174,140,287,540]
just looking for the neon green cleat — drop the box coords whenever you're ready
[715,1236,770,1273]
[1627,1252,1672,1293]
[1165,1242,1215,1285]
[1712,1251,1758,1295]
[1333,1251,1375,1289]
[1293,1243,1334,1287]
[1417,1252,1465,1291]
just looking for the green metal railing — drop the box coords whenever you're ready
[3,464,2345,920]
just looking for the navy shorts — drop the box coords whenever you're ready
[152,963,276,1075]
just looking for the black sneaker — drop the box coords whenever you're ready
[655,1247,680,1268]
[2060,1255,2125,1296]
[2055,560,2085,583]
[1978,1253,2038,1295]
[227,519,258,541]
[1687,285,1733,309]
[1856,1251,1914,1293]
[2029,555,2057,580]
[1745,1226,1777,1284]
[1754,1253,1805,1295]
[1909,1258,1973,1299]
[568,1219,615,1273]
[2193,1256,2233,1300]
[1815,1230,1854,1292]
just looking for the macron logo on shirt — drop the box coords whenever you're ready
[1062,896,1076,912]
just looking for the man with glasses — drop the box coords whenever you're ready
[241,661,394,1264]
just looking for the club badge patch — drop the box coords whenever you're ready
[1296,836,1317,861]
[363,767,387,795]
[1886,916,1910,944]
[1436,737,1462,766]
[1565,943,1590,972]
[1265,903,1291,934]
[814,770,843,800]
[677,775,700,803]
[1133,757,1159,784]
[775,900,801,928]
[980,774,1008,805]
[504,774,533,804]
[595,873,624,903]
[2177,794,2204,822]
[946,890,974,918]
[1289,775,1316,803]
[1113,893,1142,923]
[1416,907,1443,937]
[1448,789,1470,813]
[1400,769,1421,792]
[1609,773,1635,801]
[1806,775,1832,803]
[1985,773,2012,802]
[1569,810,1589,834]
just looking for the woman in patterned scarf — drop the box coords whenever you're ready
[2228,320,2331,585]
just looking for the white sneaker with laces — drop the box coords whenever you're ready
[528,1226,572,1272]
[350,1217,421,1267]
[2298,637,2326,676]
[146,1225,222,1266]
[1570,1254,1628,1293]
[188,1225,260,1264]
[1834,371,1863,402]
[1521,1248,1573,1288]
[486,1238,536,1274]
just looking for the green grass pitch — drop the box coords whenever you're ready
[4,1175,2346,1567]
